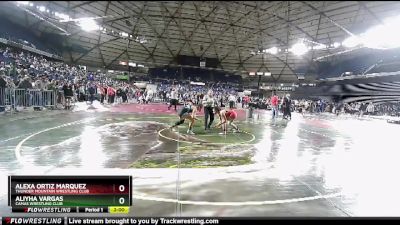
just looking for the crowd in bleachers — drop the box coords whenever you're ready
[0,43,243,112]
[155,81,238,105]
[2,41,400,118]
[290,99,400,117]
[244,94,400,118]
[0,43,142,111]
[148,67,242,84]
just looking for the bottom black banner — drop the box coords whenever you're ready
[2,217,400,225]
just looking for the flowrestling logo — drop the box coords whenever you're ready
[3,218,63,224]
[25,207,72,213]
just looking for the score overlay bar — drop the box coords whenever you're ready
[8,176,132,211]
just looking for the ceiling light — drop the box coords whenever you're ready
[121,32,129,37]
[313,44,326,50]
[138,64,144,67]
[360,25,387,49]
[289,42,308,56]
[249,72,256,76]
[359,15,400,49]
[57,13,71,21]
[342,35,362,48]
[129,62,136,67]
[264,72,271,76]
[139,38,147,44]
[29,2,33,6]
[257,72,263,75]
[38,6,46,12]
[333,42,341,48]
[266,46,278,54]
[77,18,100,32]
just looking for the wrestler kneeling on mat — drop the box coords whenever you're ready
[170,99,198,135]
[213,106,240,135]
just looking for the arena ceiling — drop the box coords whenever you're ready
[2,1,400,82]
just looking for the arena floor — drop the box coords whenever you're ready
[1,103,400,216]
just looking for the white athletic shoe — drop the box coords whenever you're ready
[219,132,226,135]
[187,130,195,135]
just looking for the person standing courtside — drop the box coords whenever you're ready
[228,93,236,109]
[282,93,292,120]
[168,88,178,111]
[271,91,279,119]
[202,90,215,131]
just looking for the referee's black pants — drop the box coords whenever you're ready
[204,106,214,130]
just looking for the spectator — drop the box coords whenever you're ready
[107,85,115,104]
[228,93,236,109]
[0,73,6,112]
[63,82,74,110]
[87,82,96,104]
[282,94,292,120]
[99,84,106,104]
[271,92,279,119]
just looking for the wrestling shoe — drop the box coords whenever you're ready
[187,130,195,135]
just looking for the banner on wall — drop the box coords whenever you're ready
[190,81,205,86]
[134,82,147,89]
[116,74,129,80]
[243,90,252,96]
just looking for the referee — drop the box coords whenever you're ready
[202,90,215,130]
[168,88,178,111]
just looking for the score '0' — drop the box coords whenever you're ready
[118,185,125,205]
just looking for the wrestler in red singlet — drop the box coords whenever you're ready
[225,110,237,121]
[214,107,240,135]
